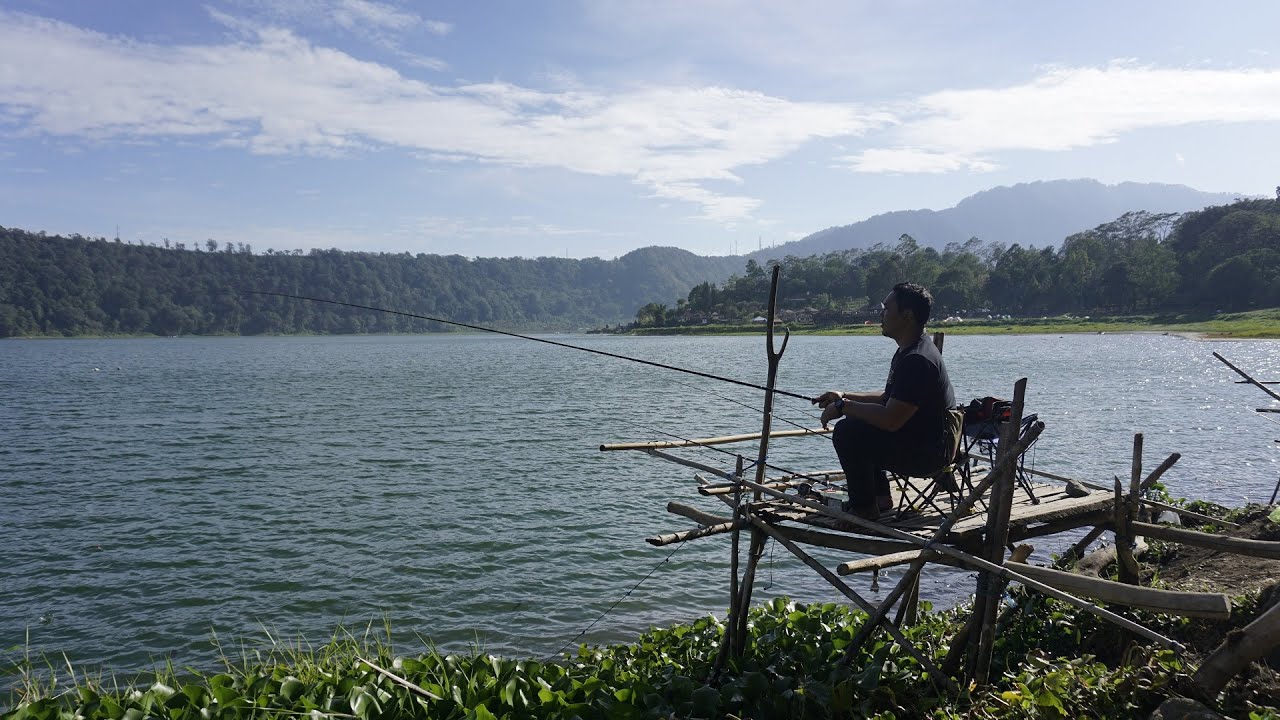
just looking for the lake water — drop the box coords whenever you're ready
[2,333,1278,673]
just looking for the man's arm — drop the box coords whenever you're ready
[840,397,918,432]
[814,389,887,406]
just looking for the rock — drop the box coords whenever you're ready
[1064,479,1090,498]
[1149,697,1225,720]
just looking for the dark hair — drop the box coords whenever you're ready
[891,282,933,328]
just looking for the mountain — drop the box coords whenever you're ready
[750,179,1249,261]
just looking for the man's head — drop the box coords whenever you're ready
[880,282,933,337]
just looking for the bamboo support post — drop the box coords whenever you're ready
[1114,476,1142,584]
[969,378,1026,685]
[746,512,957,694]
[730,265,788,661]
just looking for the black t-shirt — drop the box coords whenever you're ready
[884,333,956,444]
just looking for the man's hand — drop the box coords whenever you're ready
[814,390,843,408]
[820,399,844,429]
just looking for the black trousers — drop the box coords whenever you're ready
[832,417,951,508]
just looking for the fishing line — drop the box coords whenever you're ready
[543,539,688,664]
[655,374,831,440]
[244,290,818,403]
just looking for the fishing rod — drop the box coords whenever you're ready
[243,290,818,403]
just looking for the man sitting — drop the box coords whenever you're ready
[814,282,958,521]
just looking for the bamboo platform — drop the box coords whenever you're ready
[754,475,1114,544]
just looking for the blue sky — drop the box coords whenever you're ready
[2,1,1278,258]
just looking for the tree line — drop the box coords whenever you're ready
[0,231,738,337]
[1,195,1275,338]
[639,196,1280,327]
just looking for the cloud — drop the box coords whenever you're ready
[853,62,1280,173]
[844,149,997,174]
[0,10,880,222]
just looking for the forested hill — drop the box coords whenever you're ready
[0,229,741,337]
[639,197,1280,327]
[751,179,1246,261]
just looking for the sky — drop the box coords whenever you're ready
[2,1,1279,259]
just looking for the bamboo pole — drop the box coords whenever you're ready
[645,448,735,480]
[1215,351,1280,403]
[1193,598,1280,695]
[600,427,830,452]
[1114,476,1142,584]
[647,520,743,546]
[746,513,957,693]
[734,264,787,659]
[666,502,730,526]
[970,378,1026,685]
[1133,521,1280,559]
[735,471,1185,652]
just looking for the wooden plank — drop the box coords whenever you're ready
[600,426,830,452]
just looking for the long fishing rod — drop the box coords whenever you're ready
[244,290,818,403]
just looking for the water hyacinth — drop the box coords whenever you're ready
[6,595,1275,720]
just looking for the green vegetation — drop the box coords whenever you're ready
[2,196,1277,339]
[631,198,1280,332]
[0,230,738,337]
[4,596,1273,719]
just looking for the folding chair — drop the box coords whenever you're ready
[961,412,1042,504]
[891,409,968,517]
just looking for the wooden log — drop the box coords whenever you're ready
[600,426,830,452]
[746,513,957,693]
[1193,598,1280,695]
[666,501,731,526]
[647,520,743,546]
[1075,537,1148,577]
[1133,521,1280,559]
